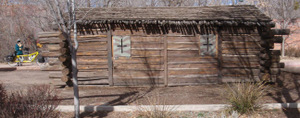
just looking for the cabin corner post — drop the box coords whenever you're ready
[107,24,114,86]
[259,25,289,82]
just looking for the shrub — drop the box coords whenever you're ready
[225,82,268,115]
[134,94,175,118]
[0,84,61,118]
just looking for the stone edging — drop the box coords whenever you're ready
[56,103,300,112]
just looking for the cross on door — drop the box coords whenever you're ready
[117,38,127,53]
[203,36,213,52]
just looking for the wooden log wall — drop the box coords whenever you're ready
[167,36,219,85]
[38,24,288,86]
[38,32,63,71]
[112,30,164,86]
[259,29,289,81]
[39,32,110,85]
[220,34,261,82]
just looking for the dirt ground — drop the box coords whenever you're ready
[0,63,299,118]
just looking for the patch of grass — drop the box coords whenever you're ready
[225,81,268,115]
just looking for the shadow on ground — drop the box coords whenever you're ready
[267,71,300,118]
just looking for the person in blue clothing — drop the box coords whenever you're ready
[15,39,23,55]
[15,39,23,66]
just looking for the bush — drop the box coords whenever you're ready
[225,82,268,115]
[0,84,61,118]
[285,46,300,57]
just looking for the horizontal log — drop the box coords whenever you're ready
[168,50,202,57]
[131,43,163,49]
[221,69,259,75]
[49,71,108,78]
[77,44,107,51]
[78,64,108,70]
[168,74,218,78]
[77,51,107,56]
[39,37,61,44]
[77,57,107,64]
[131,36,162,43]
[38,32,61,38]
[222,41,260,49]
[47,44,60,51]
[271,63,285,68]
[113,70,163,78]
[168,69,218,75]
[131,50,163,57]
[260,40,274,47]
[168,56,218,64]
[272,29,290,35]
[114,57,163,64]
[168,76,219,84]
[168,43,200,50]
[112,29,147,36]
[222,61,260,68]
[76,38,108,43]
[222,49,260,55]
[222,56,259,62]
[261,29,290,38]
[113,79,163,86]
[219,28,259,34]
[78,41,107,46]
[78,79,109,85]
[273,36,283,43]
[167,36,198,43]
[114,63,163,70]
[220,35,261,42]
[72,35,107,38]
[168,63,218,68]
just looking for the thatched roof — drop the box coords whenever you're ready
[75,5,273,26]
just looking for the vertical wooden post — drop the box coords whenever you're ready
[107,25,113,86]
[217,34,223,83]
[164,36,168,86]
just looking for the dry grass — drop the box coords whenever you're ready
[285,46,300,57]
[133,93,176,118]
[224,82,269,115]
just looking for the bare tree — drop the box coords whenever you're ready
[40,0,80,117]
[252,0,299,56]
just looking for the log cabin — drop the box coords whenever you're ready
[38,5,289,86]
